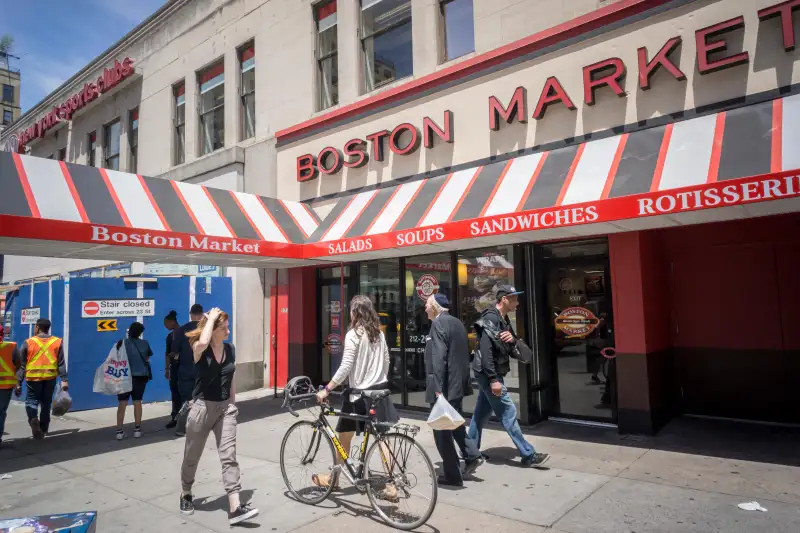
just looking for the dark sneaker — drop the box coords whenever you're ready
[165,418,177,429]
[437,475,463,487]
[228,503,259,525]
[180,494,194,516]
[463,456,485,477]
[522,453,550,468]
[30,418,45,440]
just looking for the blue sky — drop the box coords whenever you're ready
[0,0,166,112]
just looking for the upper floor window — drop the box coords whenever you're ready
[361,0,412,92]
[58,147,67,161]
[2,109,11,125]
[174,82,186,165]
[104,119,121,170]
[440,0,474,62]
[87,131,96,167]
[239,44,255,140]
[315,0,338,110]
[198,62,225,156]
[1,84,12,103]
[129,108,139,173]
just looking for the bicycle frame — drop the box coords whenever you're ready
[314,405,373,484]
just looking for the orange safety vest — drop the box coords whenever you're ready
[25,336,61,381]
[0,341,17,389]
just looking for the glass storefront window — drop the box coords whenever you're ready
[456,246,521,418]
[360,259,402,404]
[404,254,453,408]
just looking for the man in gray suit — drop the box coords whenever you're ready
[424,293,483,487]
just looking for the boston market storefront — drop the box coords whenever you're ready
[275,0,800,434]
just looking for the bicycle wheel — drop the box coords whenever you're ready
[280,420,337,505]
[364,433,438,531]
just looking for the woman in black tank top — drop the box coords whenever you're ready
[178,308,259,526]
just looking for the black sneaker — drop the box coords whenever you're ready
[229,503,259,525]
[180,494,194,516]
[522,453,551,468]
[463,456,485,476]
[165,418,177,429]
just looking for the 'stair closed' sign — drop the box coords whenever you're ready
[82,299,155,318]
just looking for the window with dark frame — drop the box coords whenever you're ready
[315,0,339,110]
[104,119,121,170]
[361,0,413,93]
[87,131,96,166]
[198,62,225,155]
[2,109,11,125]
[1,84,12,103]
[174,82,186,165]
[239,44,255,140]
[129,108,139,173]
[440,0,474,62]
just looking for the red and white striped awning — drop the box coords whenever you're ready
[303,93,800,260]
[0,153,320,267]
[2,93,800,266]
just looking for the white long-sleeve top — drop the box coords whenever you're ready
[331,327,390,401]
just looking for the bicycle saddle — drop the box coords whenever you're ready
[360,389,391,401]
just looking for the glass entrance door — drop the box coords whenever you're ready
[319,266,356,383]
[403,255,453,408]
[540,241,616,423]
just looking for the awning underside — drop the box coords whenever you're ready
[1,93,800,267]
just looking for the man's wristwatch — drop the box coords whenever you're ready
[324,384,332,393]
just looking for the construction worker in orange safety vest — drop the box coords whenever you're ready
[0,324,21,448]
[18,318,68,440]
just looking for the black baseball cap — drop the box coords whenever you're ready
[495,284,524,301]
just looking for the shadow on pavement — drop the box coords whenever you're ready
[0,394,289,473]
[396,408,800,467]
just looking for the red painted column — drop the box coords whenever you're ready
[287,266,320,384]
[609,231,672,434]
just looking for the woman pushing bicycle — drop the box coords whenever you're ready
[313,294,399,491]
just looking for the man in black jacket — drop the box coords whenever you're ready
[468,285,549,467]
[424,293,483,486]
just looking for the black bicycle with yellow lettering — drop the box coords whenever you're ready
[279,376,437,531]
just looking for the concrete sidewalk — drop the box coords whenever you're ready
[0,390,798,532]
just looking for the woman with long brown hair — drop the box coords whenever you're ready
[314,295,399,490]
[178,307,259,526]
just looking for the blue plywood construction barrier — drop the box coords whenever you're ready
[6,276,232,411]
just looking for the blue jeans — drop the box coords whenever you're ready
[0,389,12,442]
[468,373,535,458]
[25,379,56,433]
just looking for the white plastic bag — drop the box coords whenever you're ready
[427,395,465,431]
[93,342,133,395]
[52,382,72,416]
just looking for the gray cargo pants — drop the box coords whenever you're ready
[180,399,241,495]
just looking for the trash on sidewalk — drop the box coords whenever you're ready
[0,474,11,480]
[737,501,768,512]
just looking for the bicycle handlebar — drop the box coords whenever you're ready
[282,388,343,417]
